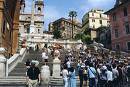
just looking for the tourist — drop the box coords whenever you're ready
[42,48,48,64]
[88,63,97,87]
[26,62,41,87]
[98,65,108,87]
[69,67,76,87]
[61,65,69,87]
[112,64,119,87]
[78,65,84,87]
[25,59,31,69]
[83,66,88,86]
[106,65,113,87]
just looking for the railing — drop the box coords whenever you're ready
[6,48,26,77]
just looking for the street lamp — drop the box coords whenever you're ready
[69,11,77,39]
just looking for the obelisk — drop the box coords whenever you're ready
[30,0,35,34]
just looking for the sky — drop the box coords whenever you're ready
[25,0,116,31]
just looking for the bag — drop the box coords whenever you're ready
[83,69,87,75]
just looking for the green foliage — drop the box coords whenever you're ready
[75,33,83,40]
[75,32,91,44]
[53,29,61,39]
[81,34,91,44]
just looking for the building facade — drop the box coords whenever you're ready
[82,9,109,40]
[96,27,111,49]
[0,0,23,56]
[105,0,130,52]
[19,0,44,35]
[49,18,82,39]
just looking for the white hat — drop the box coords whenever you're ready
[102,66,107,70]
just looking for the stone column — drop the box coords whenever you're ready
[0,47,6,78]
[53,50,61,77]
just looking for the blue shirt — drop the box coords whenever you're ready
[88,67,96,78]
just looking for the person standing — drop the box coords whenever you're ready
[112,64,119,87]
[25,59,31,69]
[88,63,97,87]
[26,62,41,87]
[61,65,69,87]
[106,65,113,87]
[78,65,84,87]
[42,48,48,64]
[69,67,76,87]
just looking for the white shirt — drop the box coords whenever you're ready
[62,69,68,78]
[66,61,71,68]
[107,70,113,81]
[42,52,48,59]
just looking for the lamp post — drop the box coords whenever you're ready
[69,11,77,39]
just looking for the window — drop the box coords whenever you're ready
[115,29,119,38]
[93,25,95,28]
[100,20,102,24]
[92,19,95,22]
[100,14,102,18]
[27,27,30,33]
[2,21,6,33]
[112,13,117,21]
[38,7,41,11]
[87,14,89,17]
[127,42,130,50]
[115,44,120,50]
[92,13,94,16]
[38,29,40,33]
[125,24,130,34]
[123,7,128,16]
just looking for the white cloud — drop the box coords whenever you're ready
[81,0,116,13]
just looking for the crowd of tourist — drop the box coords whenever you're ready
[61,46,130,87]
[25,45,130,87]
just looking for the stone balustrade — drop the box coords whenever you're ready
[6,48,26,77]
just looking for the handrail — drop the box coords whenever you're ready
[20,48,27,62]
[6,48,27,77]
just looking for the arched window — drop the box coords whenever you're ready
[38,7,41,12]
[27,27,30,33]
[38,29,40,33]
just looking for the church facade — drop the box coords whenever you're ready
[19,0,44,35]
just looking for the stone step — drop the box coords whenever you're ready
[0,77,26,86]
[49,77,83,86]
[9,73,26,76]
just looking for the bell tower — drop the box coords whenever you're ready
[35,0,44,15]
[20,0,25,14]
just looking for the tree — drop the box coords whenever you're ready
[75,32,92,44]
[53,29,61,39]
[74,33,83,40]
[69,11,77,39]
[81,34,92,44]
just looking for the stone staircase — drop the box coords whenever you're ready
[49,77,88,87]
[0,50,43,86]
